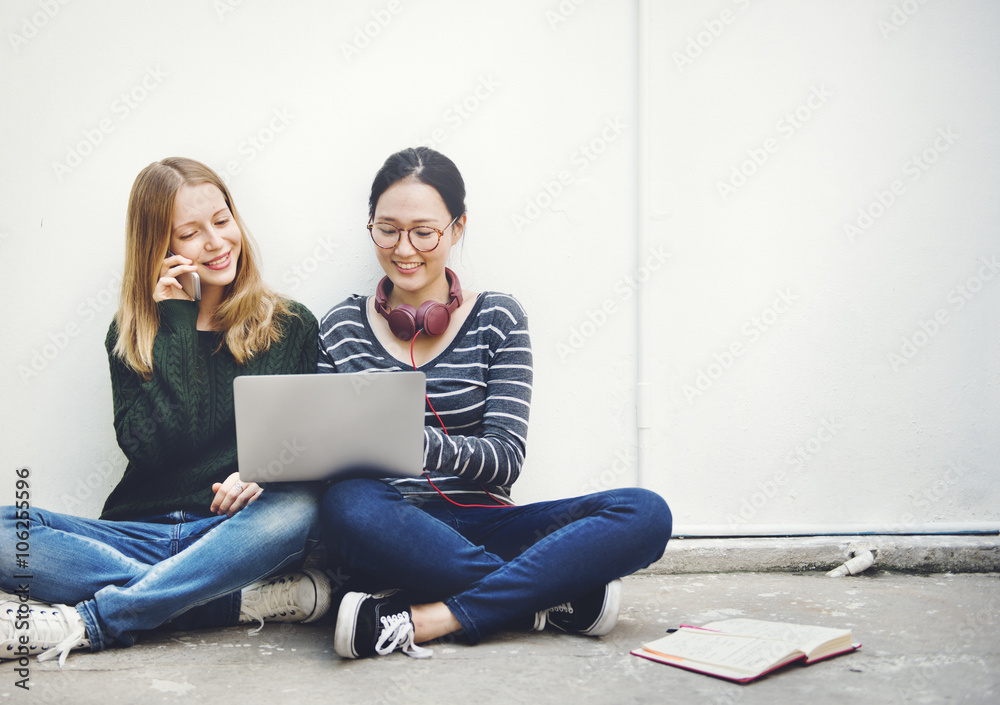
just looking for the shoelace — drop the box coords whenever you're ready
[33,605,89,667]
[534,601,575,631]
[374,613,433,659]
[240,576,301,634]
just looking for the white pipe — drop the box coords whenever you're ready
[673,523,999,537]
[827,549,876,577]
[635,0,652,488]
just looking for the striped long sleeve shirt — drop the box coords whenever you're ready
[317,292,532,502]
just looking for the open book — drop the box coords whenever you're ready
[631,618,860,683]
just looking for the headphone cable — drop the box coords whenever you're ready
[409,330,511,508]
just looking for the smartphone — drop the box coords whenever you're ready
[167,251,201,301]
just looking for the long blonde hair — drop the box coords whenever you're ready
[113,157,292,378]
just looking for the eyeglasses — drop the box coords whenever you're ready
[367,215,460,253]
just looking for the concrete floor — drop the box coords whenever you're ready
[3,571,997,705]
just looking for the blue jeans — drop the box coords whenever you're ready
[320,480,671,644]
[0,483,321,651]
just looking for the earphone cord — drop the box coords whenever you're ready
[410,332,511,509]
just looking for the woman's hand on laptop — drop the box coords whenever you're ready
[210,473,263,517]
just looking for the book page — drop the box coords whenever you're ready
[643,628,800,674]
[631,648,767,682]
[701,618,852,660]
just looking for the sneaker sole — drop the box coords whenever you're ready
[333,592,368,659]
[581,579,623,637]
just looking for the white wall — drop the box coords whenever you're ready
[1,1,997,536]
[0,0,638,515]
[644,0,1000,534]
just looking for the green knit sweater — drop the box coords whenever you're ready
[100,299,318,521]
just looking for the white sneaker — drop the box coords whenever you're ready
[1,601,90,666]
[239,569,331,633]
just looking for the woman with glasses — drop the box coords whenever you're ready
[317,146,672,659]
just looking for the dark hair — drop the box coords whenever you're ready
[369,147,466,220]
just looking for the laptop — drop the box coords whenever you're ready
[234,371,426,483]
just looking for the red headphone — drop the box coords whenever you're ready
[375,267,464,340]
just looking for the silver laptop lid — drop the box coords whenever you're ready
[234,372,426,483]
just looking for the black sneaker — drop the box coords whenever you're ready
[334,591,432,659]
[541,579,623,637]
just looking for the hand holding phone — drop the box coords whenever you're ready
[165,251,201,302]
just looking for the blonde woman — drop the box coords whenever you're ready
[0,158,328,665]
